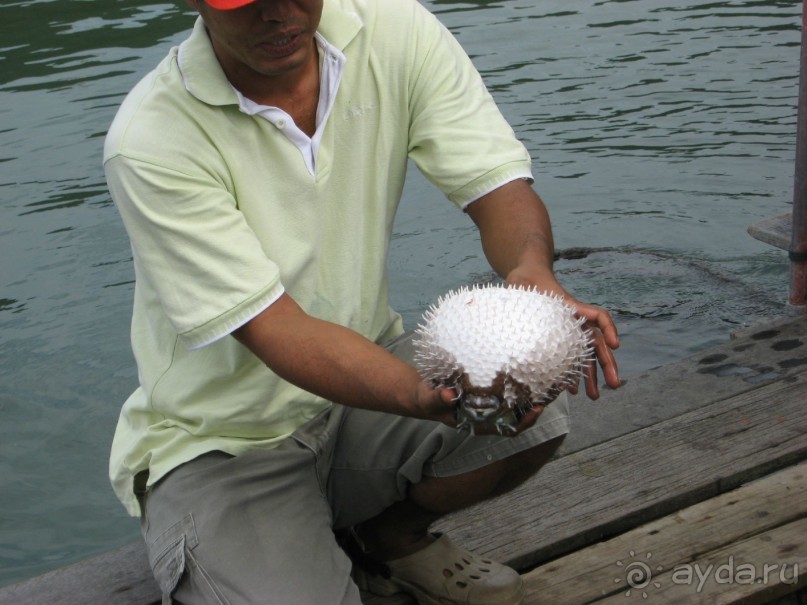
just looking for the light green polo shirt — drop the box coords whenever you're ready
[104,0,533,516]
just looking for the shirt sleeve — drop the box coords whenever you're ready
[404,2,534,208]
[105,153,284,349]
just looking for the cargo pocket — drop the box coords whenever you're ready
[148,513,197,605]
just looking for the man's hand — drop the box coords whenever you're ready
[507,268,621,400]
[555,294,620,400]
[467,180,621,401]
[233,293,463,426]
[412,382,460,427]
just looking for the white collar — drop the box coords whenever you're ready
[231,33,346,177]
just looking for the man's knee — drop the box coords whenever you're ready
[489,433,566,496]
[409,433,566,513]
[510,432,565,470]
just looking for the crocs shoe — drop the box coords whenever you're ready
[352,533,524,605]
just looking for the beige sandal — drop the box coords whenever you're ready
[350,533,524,605]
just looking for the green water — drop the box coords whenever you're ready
[0,0,800,587]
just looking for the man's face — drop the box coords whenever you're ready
[187,0,324,88]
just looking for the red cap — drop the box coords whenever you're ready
[205,0,256,9]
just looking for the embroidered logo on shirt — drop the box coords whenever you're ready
[345,104,378,119]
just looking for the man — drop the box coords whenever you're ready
[104,0,620,603]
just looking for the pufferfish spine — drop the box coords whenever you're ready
[412,284,594,434]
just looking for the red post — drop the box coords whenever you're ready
[790,4,807,309]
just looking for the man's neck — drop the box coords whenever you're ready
[215,38,322,136]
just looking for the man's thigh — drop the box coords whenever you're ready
[141,443,362,605]
[328,392,570,530]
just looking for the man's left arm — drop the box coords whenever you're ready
[465,179,621,400]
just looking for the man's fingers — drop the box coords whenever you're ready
[572,298,619,352]
[576,326,621,400]
[584,357,600,400]
[591,329,620,390]
[516,404,544,429]
[594,309,620,351]
[438,387,458,405]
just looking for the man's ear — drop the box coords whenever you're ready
[185,0,200,10]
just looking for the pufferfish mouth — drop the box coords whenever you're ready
[460,394,502,421]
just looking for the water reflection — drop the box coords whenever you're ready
[1,2,188,89]
[429,0,508,13]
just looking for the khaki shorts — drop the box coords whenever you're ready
[139,335,571,605]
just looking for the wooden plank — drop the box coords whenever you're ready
[434,368,807,573]
[591,518,806,605]
[0,541,160,605]
[523,461,807,604]
[766,587,807,604]
[561,316,807,456]
[360,592,415,604]
[748,213,793,250]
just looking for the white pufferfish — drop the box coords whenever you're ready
[413,284,594,434]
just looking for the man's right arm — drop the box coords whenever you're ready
[232,293,458,426]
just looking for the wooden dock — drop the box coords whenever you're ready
[1,316,805,604]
